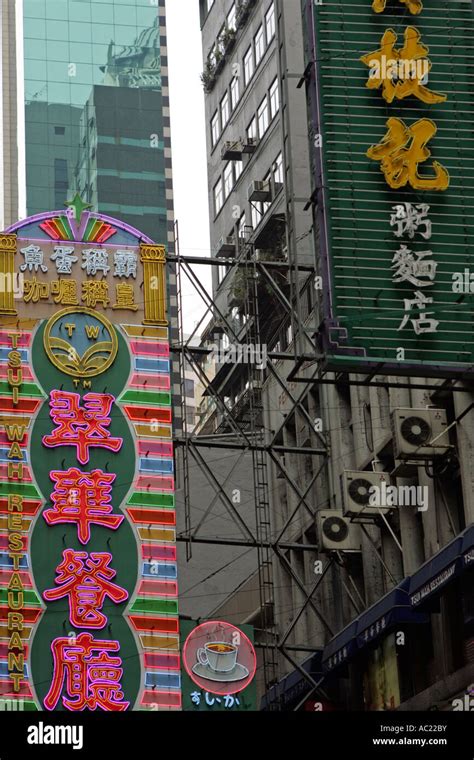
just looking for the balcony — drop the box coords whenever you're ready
[236,0,257,29]
[216,383,263,432]
[254,212,286,249]
[200,60,217,93]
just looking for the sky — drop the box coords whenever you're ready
[166,0,213,336]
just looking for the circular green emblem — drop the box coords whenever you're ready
[43,307,118,378]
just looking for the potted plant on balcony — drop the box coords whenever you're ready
[200,59,216,93]
[236,0,249,28]
[230,269,249,306]
[214,46,225,75]
[221,24,236,55]
[237,0,257,27]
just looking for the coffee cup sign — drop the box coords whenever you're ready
[197,642,238,674]
[183,621,257,696]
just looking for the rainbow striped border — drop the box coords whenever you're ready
[119,324,181,711]
[0,325,46,710]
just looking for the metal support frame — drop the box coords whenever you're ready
[173,0,441,712]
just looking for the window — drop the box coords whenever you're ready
[230,76,240,110]
[211,111,220,147]
[217,24,226,55]
[227,3,236,30]
[54,126,65,136]
[251,201,262,229]
[214,177,224,214]
[238,212,246,240]
[243,46,254,85]
[255,25,265,65]
[54,158,68,208]
[257,97,269,137]
[185,378,195,398]
[220,91,230,128]
[234,159,243,181]
[262,171,272,214]
[246,116,257,140]
[224,162,233,197]
[273,152,283,184]
[269,77,279,119]
[266,3,275,41]
[218,264,228,283]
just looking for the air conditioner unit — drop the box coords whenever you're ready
[248,180,271,202]
[215,236,236,257]
[317,511,362,553]
[221,141,243,160]
[391,408,449,459]
[242,137,258,154]
[342,470,391,518]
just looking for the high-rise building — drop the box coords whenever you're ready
[0,0,19,229]
[193,0,474,713]
[20,0,171,245]
[192,0,316,704]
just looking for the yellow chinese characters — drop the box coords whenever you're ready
[372,0,422,14]
[81,281,110,308]
[367,117,450,191]
[112,284,138,311]
[22,277,140,310]
[23,277,49,304]
[51,280,79,305]
[361,27,446,105]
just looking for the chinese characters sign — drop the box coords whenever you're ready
[307,0,474,376]
[0,207,178,711]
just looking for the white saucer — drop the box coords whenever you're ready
[191,661,249,683]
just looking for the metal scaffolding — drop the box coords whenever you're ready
[171,205,339,707]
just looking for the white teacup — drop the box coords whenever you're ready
[197,641,238,673]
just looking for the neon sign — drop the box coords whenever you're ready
[42,391,123,465]
[44,633,129,711]
[44,468,122,544]
[0,206,178,711]
[43,550,128,628]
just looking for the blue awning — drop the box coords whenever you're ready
[322,620,358,673]
[356,578,428,648]
[261,651,323,710]
[461,524,474,570]
[408,531,466,608]
[322,578,429,674]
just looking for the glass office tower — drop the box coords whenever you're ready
[23,0,170,242]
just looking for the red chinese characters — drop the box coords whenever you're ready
[44,633,130,711]
[42,389,128,711]
[43,550,128,628]
[42,391,123,465]
[44,467,123,544]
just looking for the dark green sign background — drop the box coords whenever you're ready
[30,323,140,710]
[313,0,474,374]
